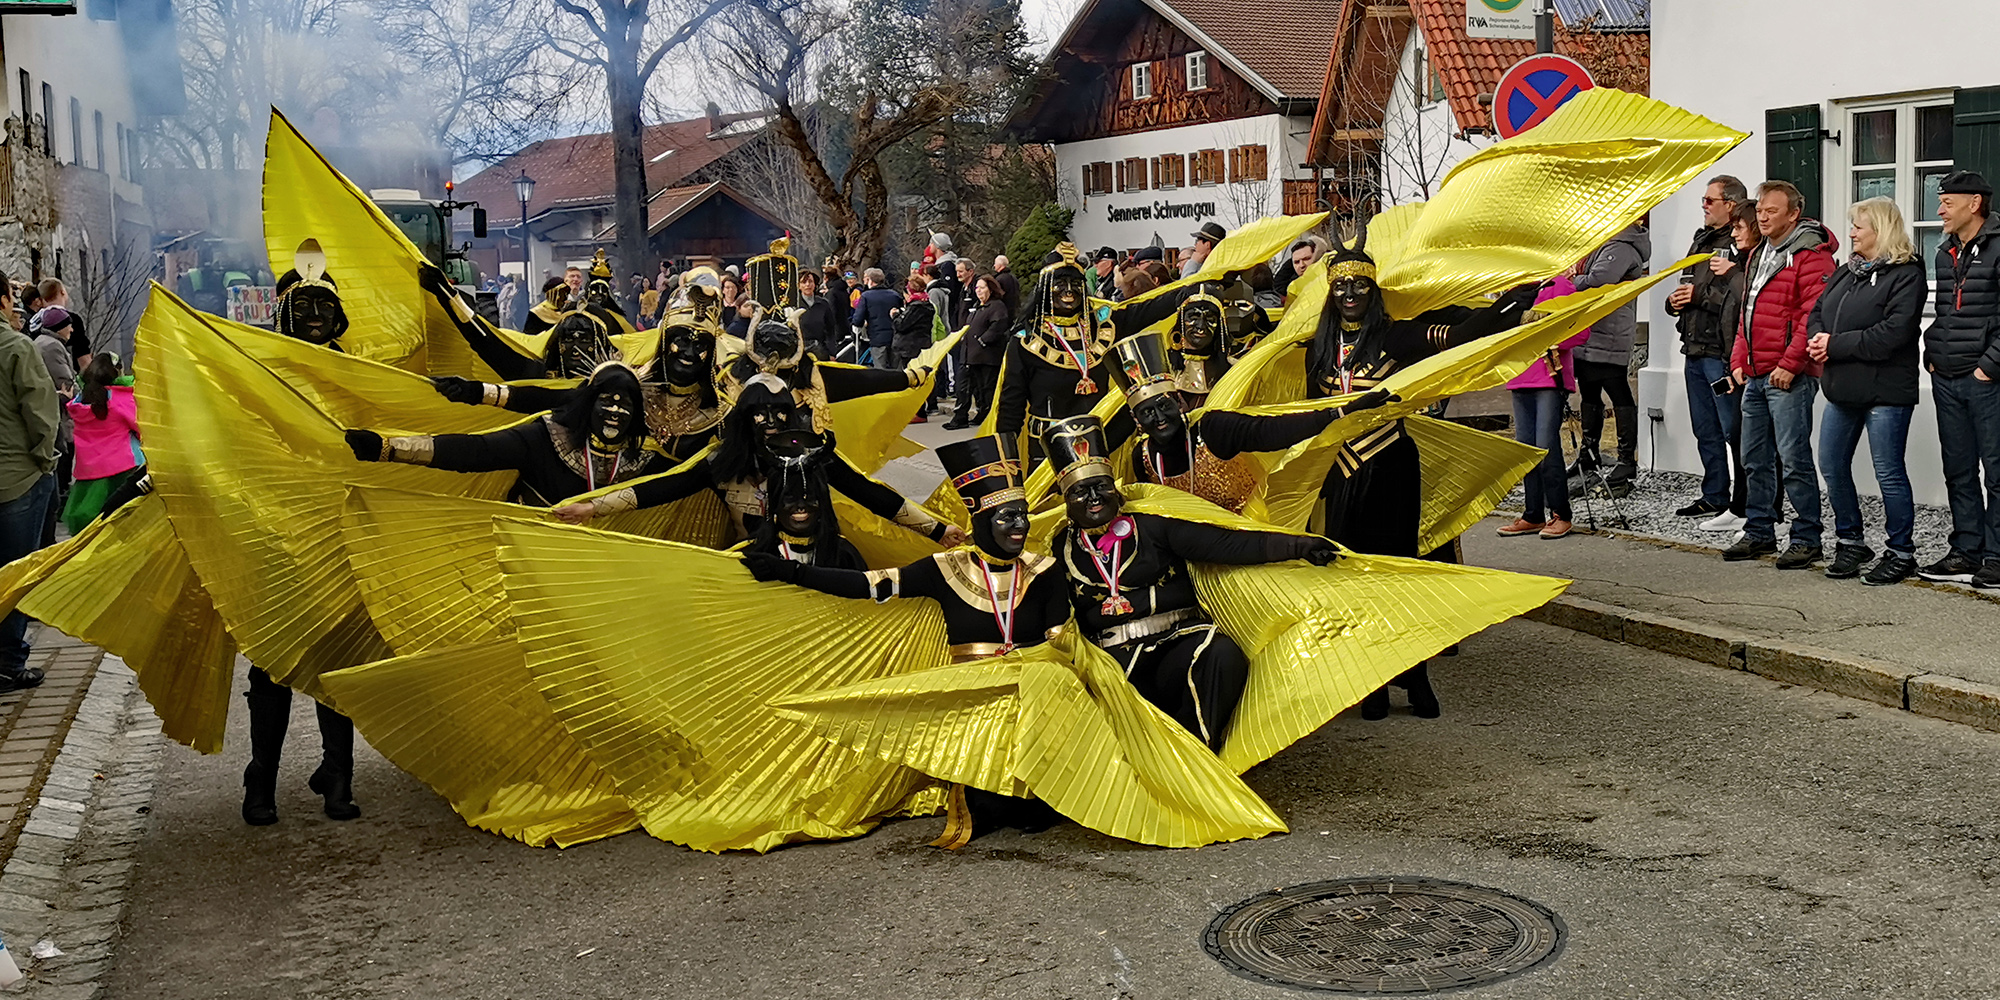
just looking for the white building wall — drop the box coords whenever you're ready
[4,12,144,210]
[1380,26,1490,206]
[1649,0,2000,507]
[1054,113,1311,253]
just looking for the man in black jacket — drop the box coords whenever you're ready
[1665,175,1748,522]
[1921,170,2000,586]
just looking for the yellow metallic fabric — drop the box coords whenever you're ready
[319,638,641,847]
[1369,89,1746,320]
[0,495,236,754]
[1109,485,1568,770]
[773,629,1286,849]
[495,518,946,853]
[1116,212,1329,310]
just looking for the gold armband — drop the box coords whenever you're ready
[862,567,902,602]
[590,487,639,517]
[482,383,511,407]
[383,436,435,465]
[905,367,927,388]
[892,502,941,535]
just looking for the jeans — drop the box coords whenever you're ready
[1818,401,1915,556]
[1931,372,2000,560]
[1740,374,1820,548]
[1683,355,1741,507]
[0,474,53,671]
[1512,388,1569,521]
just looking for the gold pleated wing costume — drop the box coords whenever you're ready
[1365,88,1747,321]
[0,494,235,753]
[318,639,641,848]
[1109,487,1569,772]
[493,518,947,854]
[772,628,1287,849]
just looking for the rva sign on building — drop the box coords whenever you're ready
[1466,0,1536,40]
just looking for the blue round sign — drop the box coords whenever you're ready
[1494,54,1594,139]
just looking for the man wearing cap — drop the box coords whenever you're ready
[1089,247,1119,301]
[1183,222,1226,278]
[1920,170,2000,586]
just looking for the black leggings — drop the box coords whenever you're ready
[1108,621,1249,753]
[1574,358,1635,455]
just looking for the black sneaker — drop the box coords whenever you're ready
[1863,554,1917,587]
[1675,499,1726,517]
[1824,543,1874,579]
[1918,551,1980,583]
[1722,536,1778,561]
[0,665,44,692]
[1775,543,1823,570]
[1974,560,2000,590]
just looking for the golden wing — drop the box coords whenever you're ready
[494,518,947,853]
[1195,551,1569,773]
[1116,212,1331,311]
[0,494,235,754]
[318,639,641,848]
[824,330,962,474]
[136,285,515,695]
[1374,89,1746,320]
[775,631,1286,848]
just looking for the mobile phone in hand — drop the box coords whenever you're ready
[1710,374,1735,397]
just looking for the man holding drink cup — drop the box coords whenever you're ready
[1666,175,1751,529]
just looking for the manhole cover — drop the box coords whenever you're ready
[1203,877,1565,994]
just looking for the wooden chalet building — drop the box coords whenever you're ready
[1007,0,1343,258]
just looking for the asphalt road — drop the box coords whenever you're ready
[97,616,2000,999]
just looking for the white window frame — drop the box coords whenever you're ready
[1185,51,1208,92]
[1131,62,1152,101]
[1834,91,1956,290]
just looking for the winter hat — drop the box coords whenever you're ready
[1941,170,1993,197]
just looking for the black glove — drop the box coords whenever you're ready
[742,551,799,584]
[432,375,484,406]
[1302,542,1341,566]
[418,262,450,296]
[1341,389,1398,415]
[1497,281,1543,314]
[345,429,385,462]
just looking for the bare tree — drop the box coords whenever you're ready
[713,0,1027,270]
[546,0,732,306]
[705,121,839,264]
[67,233,157,363]
[375,0,585,165]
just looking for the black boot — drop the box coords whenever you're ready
[1605,404,1640,492]
[1398,663,1441,719]
[242,668,291,826]
[1568,398,1604,478]
[1359,686,1390,721]
[309,701,361,821]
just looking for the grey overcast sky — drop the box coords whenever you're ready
[1023,0,1083,50]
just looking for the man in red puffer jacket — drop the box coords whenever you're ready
[1727,179,1838,568]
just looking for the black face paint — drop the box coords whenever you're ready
[1049,271,1087,318]
[777,493,820,536]
[974,500,1031,560]
[1180,304,1221,353]
[1064,477,1122,530]
[550,315,610,379]
[1333,276,1378,325]
[1132,395,1187,444]
[593,387,640,446]
[285,286,347,346]
[753,322,800,364]
[662,326,713,385]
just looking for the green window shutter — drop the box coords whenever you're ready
[1954,86,2000,186]
[1766,104,1824,218]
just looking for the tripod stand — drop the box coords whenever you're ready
[1563,399,1629,531]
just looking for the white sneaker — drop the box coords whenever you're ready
[1699,511,1747,532]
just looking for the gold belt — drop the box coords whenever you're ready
[1096,608,1198,647]
[947,642,1012,662]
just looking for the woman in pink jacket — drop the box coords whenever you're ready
[60,354,143,534]
[1498,275,1588,540]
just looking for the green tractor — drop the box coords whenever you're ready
[371,184,499,323]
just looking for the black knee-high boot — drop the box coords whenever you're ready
[307,702,361,820]
[1606,404,1640,489]
[242,668,291,826]
[1396,662,1440,718]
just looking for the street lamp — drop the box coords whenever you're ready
[513,171,535,325]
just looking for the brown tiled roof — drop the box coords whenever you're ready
[453,112,767,222]
[1154,0,1345,101]
[1412,0,1649,131]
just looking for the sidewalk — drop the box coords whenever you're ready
[1464,518,2000,730]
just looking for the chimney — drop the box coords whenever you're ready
[706,101,723,135]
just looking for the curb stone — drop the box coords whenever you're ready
[1521,595,2000,731]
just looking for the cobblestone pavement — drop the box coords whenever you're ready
[0,630,164,998]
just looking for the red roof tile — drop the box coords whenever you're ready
[453,113,767,222]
